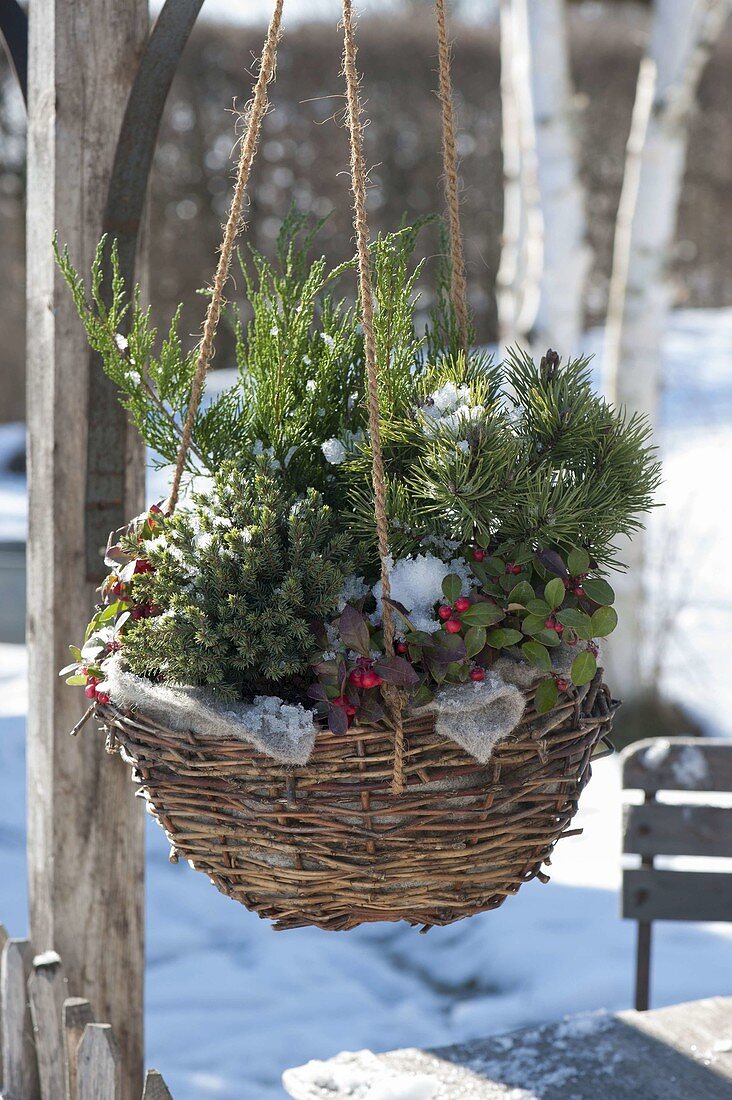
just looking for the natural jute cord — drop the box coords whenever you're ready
[165,0,284,513]
[340,0,407,793]
[435,0,469,354]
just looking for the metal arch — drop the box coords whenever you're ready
[0,0,28,104]
[85,0,205,576]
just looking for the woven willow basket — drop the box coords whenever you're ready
[96,672,615,931]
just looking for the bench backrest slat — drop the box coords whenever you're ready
[622,737,732,793]
[623,802,732,858]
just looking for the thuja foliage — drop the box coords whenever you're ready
[120,464,354,700]
[54,210,435,499]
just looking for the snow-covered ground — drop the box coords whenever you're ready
[1,308,732,1098]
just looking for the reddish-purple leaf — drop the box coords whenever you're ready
[535,549,568,578]
[328,704,349,736]
[373,655,420,686]
[338,605,371,657]
[427,632,467,665]
[358,696,386,724]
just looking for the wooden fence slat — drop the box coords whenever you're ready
[77,1024,121,1100]
[63,998,94,1100]
[622,737,732,793]
[0,924,8,1087]
[623,869,732,922]
[624,803,732,858]
[1,938,40,1100]
[141,1069,173,1100]
[28,952,68,1100]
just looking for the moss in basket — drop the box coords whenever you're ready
[114,462,356,702]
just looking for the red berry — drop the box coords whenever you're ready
[133,558,153,575]
[349,669,365,688]
[573,585,585,598]
[96,691,111,705]
[396,641,408,654]
[470,667,485,682]
[438,605,453,621]
[555,678,570,693]
[505,563,522,575]
[105,640,123,654]
[332,695,348,708]
[472,548,486,562]
[361,670,383,689]
[454,597,471,613]
[445,619,462,634]
[545,617,564,634]
[84,684,97,699]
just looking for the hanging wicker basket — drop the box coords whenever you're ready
[96,673,615,931]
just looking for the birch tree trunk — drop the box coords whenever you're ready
[526,0,591,358]
[603,0,729,701]
[497,0,542,350]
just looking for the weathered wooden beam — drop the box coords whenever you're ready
[25,4,148,1100]
[77,1024,121,1100]
[1,938,40,1100]
[28,951,68,1100]
[624,802,732,859]
[141,1069,174,1100]
[623,869,732,922]
[63,998,95,1100]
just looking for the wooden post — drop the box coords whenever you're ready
[77,1025,121,1100]
[28,953,69,1100]
[1,939,40,1100]
[63,999,95,1100]
[142,1070,173,1100]
[25,5,148,1100]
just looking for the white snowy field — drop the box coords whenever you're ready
[1,308,732,1097]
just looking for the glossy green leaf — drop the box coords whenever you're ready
[508,580,535,606]
[571,649,597,686]
[460,602,504,627]
[591,605,618,637]
[583,577,615,606]
[522,614,548,635]
[464,625,487,658]
[534,677,559,714]
[486,627,523,649]
[522,640,552,671]
[556,608,594,639]
[442,573,463,604]
[568,547,591,576]
[544,577,565,610]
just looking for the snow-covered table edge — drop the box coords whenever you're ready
[282,996,732,1100]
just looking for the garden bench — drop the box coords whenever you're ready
[622,736,732,1011]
